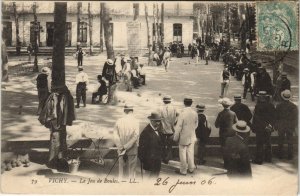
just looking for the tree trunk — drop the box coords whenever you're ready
[102,3,114,59]
[99,3,104,53]
[13,3,21,55]
[153,3,158,49]
[77,2,82,44]
[226,3,231,46]
[33,2,39,72]
[88,3,93,55]
[197,8,201,39]
[145,3,153,66]
[2,40,9,82]
[161,3,164,46]
[52,2,67,87]
[133,3,139,21]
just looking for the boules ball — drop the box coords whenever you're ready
[158,93,161,96]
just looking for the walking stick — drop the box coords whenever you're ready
[105,149,126,179]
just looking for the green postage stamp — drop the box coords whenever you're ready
[256,2,298,51]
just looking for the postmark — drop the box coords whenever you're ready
[256,2,298,51]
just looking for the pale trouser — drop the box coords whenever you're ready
[179,143,195,174]
[220,82,229,97]
[118,154,137,180]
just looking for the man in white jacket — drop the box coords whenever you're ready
[173,98,198,175]
[113,104,140,180]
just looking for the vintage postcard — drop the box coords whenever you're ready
[1,1,299,195]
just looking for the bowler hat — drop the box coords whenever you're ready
[124,104,134,111]
[163,95,172,102]
[218,97,233,107]
[232,121,250,133]
[148,112,163,121]
[196,104,205,111]
[281,90,291,101]
[107,59,114,65]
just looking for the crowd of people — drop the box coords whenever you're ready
[35,40,297,180]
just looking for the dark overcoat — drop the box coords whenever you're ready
[275,100,298,132]
[230,103,252,125]
[138,124,163,172]
[224,135,252,177]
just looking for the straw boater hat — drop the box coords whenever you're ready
[107,59,114,65]
[218,97,233,107]
[234,95,242,100]
[147,112,163,121]
[196,104,205,112]
[243,68,249,73]
[232,121,250,133]
[281,90,291,101]
[78,66,83,71]
[163,95,172,102]
[124,104,134,111]
[41,67,50,75]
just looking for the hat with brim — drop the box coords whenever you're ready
[243,68,249,72]
[184,98,193,103]
[232,121,250,133]
[148,112,163,121]
[124,104,134,111]
[234,95,242,100]
[257,91,268,101]
[218,98,233,107]
[41,67,50,74]
[196,104,205,112]
[281,90,291,101]
[107,59,114,65]
[78,66,83,71]
[163,95,172,102]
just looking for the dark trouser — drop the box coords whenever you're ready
[132,77,140,88]
[255,131,272,163]
[161,134,174,164]
[220,136,229,168]
[77,57,83,67]
[143,159,161,178]
[205,56,208,65]
[37,88,50,115]
[49,125,67,165]
[243,84,255,101]
[140,75,146,85]
[278,130,294,159]
[76,82,87,106]
[92,92,105,103]
[197,140,206,163]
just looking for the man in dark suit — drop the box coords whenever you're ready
[215,98,237,168]
[275,90,298,160]
[230,95,252,142]
[224,120,252,178]
[138,112,163,178]
[252,91,276,164]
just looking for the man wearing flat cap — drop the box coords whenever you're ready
[195,104,211,165]
[215,97,237,168]
[252,91,276,164]
[224,121,252,178]
[114,104,140,180]
[173,98,198,175]
[275,90,298,160]
[138,112,164,178]
[159,95,178,164]
[75,66,89,108]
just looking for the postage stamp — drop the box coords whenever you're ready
[256,2,299,51]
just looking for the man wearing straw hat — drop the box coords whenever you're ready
[215,97,237,168]
[252,91,276,164]
[159,95,178,164]
[224,120,252,178]
[275,90,298,160]
[138,112,163,178]
[173,98,198,175]
[113,104,140,180]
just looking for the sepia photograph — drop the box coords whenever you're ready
[1,1,299,194]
